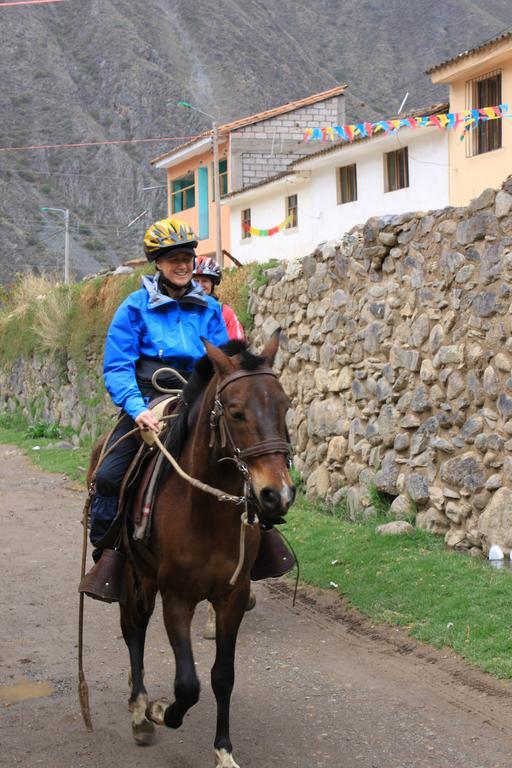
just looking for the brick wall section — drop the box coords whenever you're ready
[237,99,345,140]
[241,153,303,187]
[232,96,344,189]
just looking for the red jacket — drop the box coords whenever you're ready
[221,303,245,341]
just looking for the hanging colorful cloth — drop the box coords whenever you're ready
[303,104,510,143]
[242,214,293,237]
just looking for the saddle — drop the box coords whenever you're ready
[90,395,180,561]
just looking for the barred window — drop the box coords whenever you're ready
[465,70,502,157]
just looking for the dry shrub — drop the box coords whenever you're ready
[32,288,73,353]
[218,266,252,327]
[1,273,60,321]
[79,280,101,311]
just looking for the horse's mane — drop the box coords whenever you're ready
[161,340,265,468]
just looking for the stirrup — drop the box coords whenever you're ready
[78,549,126,603]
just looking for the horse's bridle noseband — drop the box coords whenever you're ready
[208,367,292,466]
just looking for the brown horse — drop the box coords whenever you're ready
[119,332,295,767]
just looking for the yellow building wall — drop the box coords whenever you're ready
[165,151,230,258]
[443,54,512,206]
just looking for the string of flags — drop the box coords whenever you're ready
[303,104,510,143]
[242,214,293,237]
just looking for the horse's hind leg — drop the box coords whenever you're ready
[120,570,157,746]
[211,587,249,768]
[148,595,199,730]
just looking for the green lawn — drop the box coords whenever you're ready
[2,423,512,679]
[0,426,90,484]
[285,497,512,678]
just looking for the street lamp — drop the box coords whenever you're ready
[177,100,223,267]
[40,206,70,284]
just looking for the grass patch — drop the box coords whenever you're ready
[0,425,90,484]
[286,494,512,679]
[0,268,148,367]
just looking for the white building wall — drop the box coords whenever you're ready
[228,181,316,264]
[226,128,449,265]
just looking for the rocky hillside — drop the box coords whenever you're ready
[1,0,511,283]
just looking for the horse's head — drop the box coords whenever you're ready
[204,331,296,523]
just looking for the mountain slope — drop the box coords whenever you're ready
[0,0,511,284]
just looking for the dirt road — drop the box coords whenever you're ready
[2,445,512,768]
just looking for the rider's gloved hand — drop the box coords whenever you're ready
[135,409,161,433]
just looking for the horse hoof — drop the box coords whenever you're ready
[148,697,170,725]
[203,620,216,640]
[132,718,155,746]
[215,748,241,767]
[245,591,256,612]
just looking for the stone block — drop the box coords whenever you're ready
[478,487,512,552]
[306,466,330,500]
[495,190,512,218]
[439,452,486,492]
[406,474,430,505]
[376,520,414,535]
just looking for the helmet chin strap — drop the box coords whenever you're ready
[158,271,192,294]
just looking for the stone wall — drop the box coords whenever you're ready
[0,354,112,443]
[250,178,512,555]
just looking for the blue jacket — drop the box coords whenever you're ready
[103,274,229,419]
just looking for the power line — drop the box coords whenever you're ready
[0,134,199,154]
[0,0,69,5]
[0,167,167,180]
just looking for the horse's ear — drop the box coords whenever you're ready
[261,328,281,368]
[202,338,237,377]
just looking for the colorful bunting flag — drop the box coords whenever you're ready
[242,215,293,237]
[303,104,510,143]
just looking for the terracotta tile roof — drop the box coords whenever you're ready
[222,102,449,200]
[151,85,347,165]
[426,28,512,75]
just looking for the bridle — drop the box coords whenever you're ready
[208,367,292,482]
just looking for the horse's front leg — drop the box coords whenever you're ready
[211,584,249,768]
[149,595,200,730]
[120,571,157,746]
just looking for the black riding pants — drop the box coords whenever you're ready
[94,413,142,497]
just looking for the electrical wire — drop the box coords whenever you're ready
[0,0,69,6]
[0,134,200,154]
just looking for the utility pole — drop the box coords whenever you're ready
[40,206,70,284]
[212,121,223,266]
[177,101,223,266]
[64,208,70,285]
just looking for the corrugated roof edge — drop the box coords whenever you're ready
[222,102,449,200]
[151,84,347,165]
[426,28,512,75]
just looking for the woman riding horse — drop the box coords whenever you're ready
[83,217,228,587]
